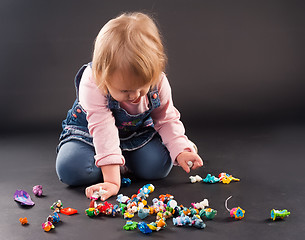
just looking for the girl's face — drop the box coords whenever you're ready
[106,70,150,103]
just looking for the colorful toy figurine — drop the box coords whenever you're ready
[32,185,43,197]
[189,175,202,183]
[14,190,35,206]
[91,187,107,200]
[190,215,206,229]
[199,208,217,220]
[218,173,240,184]
[116,194,130,204]
[50,200,63,213]
[123,221,138,230]
[121,178,131,187]
[173,214,191,226]
[202,174,220,183]
[138,222,153,234]
[191,199,209,210]
[47,212,60,224]
[138,208,150,220]
[19,217,28,225]
[85,208,100,217]
[270,209,290,221]
[60,207,78,215]
[224,196,245,220]
[42,221,55,232]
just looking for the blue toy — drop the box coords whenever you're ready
[202,174,220,183]
[121,178,131,187]
[138,208,150,219]
[138,222,153,234]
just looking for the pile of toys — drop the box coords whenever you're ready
[14,175,291,234]
[85,184,218,234]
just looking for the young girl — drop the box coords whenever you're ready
[56,12,203,201]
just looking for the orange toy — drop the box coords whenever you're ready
[19,217,28,225]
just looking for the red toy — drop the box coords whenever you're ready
[60,207,78,215]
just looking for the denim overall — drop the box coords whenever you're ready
[57,63,161,152]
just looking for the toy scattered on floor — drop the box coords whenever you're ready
[121,178,131,187]
[50,200,63,212]
[191,199,209,209]
[47,212,61,224]
[224,196,245,220]
[60,207,78,215]
[199,208,217,220]
[123,221,138,230]
[189,172,240,184]
[32,185,43,197]
[138,222,153,234]
[218,173,240,184]
[202,174,220,183]
[42,201,64,232]
[19,217,28,225]
[189,175,202,183]
[42,221,55,232]
[270,209,290,221]
[14,190,35,206]
[91,187,108,200]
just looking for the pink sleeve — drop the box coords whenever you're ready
[151,74,196,165]
[78,66,125,167]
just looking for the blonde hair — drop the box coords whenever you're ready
[92,12,167,92]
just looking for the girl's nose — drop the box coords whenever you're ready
[129,91,140,100]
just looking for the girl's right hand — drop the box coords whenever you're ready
[85,182,120,201]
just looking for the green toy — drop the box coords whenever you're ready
[270,209,290,221]
[123,221,138,230]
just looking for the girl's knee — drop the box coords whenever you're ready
[56,140,101,186]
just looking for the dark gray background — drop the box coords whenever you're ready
[1,1,305,239]
[0,0,304,132]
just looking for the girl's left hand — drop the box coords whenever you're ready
[176,151,203,173]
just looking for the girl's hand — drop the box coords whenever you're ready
[85,182,120,201]
[176,151,203,173]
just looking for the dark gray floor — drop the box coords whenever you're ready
[1,123,305,240]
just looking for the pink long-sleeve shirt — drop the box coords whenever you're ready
[78,66,195,167]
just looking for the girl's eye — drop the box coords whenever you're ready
[121,90,129,93]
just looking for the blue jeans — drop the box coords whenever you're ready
[56,135,173,186]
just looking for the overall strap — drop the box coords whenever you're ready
[74,63,91,100]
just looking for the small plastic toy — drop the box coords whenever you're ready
[189,175,202,183]
[202,174,220,183]
[123,221,138,230]
[191,199,209,209]
[60,207,78,215]
[187,161,194,168]
[173,214,191,226]
[50,200,63,212]
[116,194,130,204]
[47,212,60,224]
[190,215,206,229]
[224,196,245,220]
[91,187,107,200]
[199,208,217,220]
[32,185,43,197]
[270,209,290,221]
[42,221,55,232]
[85,208,100,217]
[19,217,28,225]
[138,208,150,219]
[14,190,35,206]
[121,178,131,187]
[218,173,240,184]
[138,222,153,234]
